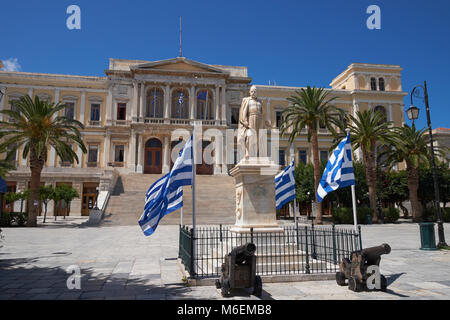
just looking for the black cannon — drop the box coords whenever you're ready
[215,243,262,297]
[336,243,391,292]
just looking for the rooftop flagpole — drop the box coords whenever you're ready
[179,16,182,57]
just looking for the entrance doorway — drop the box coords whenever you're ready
[144,138,162,174]
[196,140,214,175]
[82,182,99,216]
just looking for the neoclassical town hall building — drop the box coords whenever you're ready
[0,57,406,216]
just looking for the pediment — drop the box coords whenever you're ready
[131,57,228,74]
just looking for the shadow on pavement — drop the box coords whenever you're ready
[0,257,192,300]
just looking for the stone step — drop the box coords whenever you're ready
[103,173,236,226]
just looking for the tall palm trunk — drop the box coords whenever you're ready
[27,149,45,227]
[406,162,421,222]
[362,146,378,223]
[310,129,323,224]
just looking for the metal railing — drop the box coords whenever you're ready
[179,224,362,279]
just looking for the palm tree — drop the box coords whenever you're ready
[379,124,446,222]
[0,146,16,178]
[280,86,343,224]
[0,95,86,227]
[332,109,393,223]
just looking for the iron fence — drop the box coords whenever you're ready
[179,223,362,279]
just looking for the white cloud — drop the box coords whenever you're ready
[1,58,21,72]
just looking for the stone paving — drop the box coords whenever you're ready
[0,221,449,300]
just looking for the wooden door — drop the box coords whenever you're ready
[196,140,214,175]
[144,138,162,174]
[82,183,98,216]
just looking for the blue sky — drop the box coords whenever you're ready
[1,0,449,129]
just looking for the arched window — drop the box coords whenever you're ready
[146,88,164,118]
[171,88,189,119]
[374,105,388,122]
[196,89,214,120]
[370,78,377,91]
[145,138,162,148]
[378,78,385,91]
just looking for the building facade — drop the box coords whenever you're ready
[0,57,407,216]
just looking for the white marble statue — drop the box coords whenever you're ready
[238,85,271,159]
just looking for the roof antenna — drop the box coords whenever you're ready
[179,16,182,57]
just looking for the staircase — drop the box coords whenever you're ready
[102,173,236,226]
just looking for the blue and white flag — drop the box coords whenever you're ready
[317,133,355,203]
[275,160,296,210]
[138,136,193,236]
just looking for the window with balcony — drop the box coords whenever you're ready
[90,103,100,125]
[117,103,127,121]
[146,88,164,118]
[171,89,189,119]
[196,89,214,120]
[370,78,377,91]
[378,78,385,91]
[231,108,240,125]
[87,145,98,166]
[319,150,329,163]
[275,111,283,128]
[114,145,124,164]
[64,102,75,120]
[279,149,286,166]
[298,149,307,164]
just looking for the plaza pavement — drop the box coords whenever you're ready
[0,218,449,300]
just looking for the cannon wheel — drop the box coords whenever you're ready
[252,276,262,297]
[221,279,231,297]
[215,279,221,289]
[348,276,363,292]
[380,275,387,292]
[336,272,347,286]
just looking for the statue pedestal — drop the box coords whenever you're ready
[229,157,283,233]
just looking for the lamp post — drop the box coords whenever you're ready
[407,81,447,248]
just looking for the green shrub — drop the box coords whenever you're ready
[357,207,372,224]
[331,207,357,224]
[423,207,450,222]
[11,212,28,227]
[0,212,13,227]
[383,207,400,223]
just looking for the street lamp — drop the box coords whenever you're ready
[408,81,447,248]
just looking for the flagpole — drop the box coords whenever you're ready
[180,206,183,226]
[290,143,297,225]
[192,123,197,265]
[345,128,358,232]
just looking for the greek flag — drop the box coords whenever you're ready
[317,133,355,203]
[275,160,296,210]
[138,136,193,236]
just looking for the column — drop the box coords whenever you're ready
[28,88,33,98]
[106,86,112,125]
[189,86,195,120]
[266,98,272,127]
[76,144,83,168]
[136,134,143,173]
[79,91,86,125]
[215,86,220,122]
[164,84,170,123]
[132,81,138,122]
[388,103,393,122]
[103,133,111,168]
[139,83,145,121]
[49,147,56,167]
[162,136,169,173]
[128,131,136,171]
[54,89,60,104]
[221,86,227,123]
